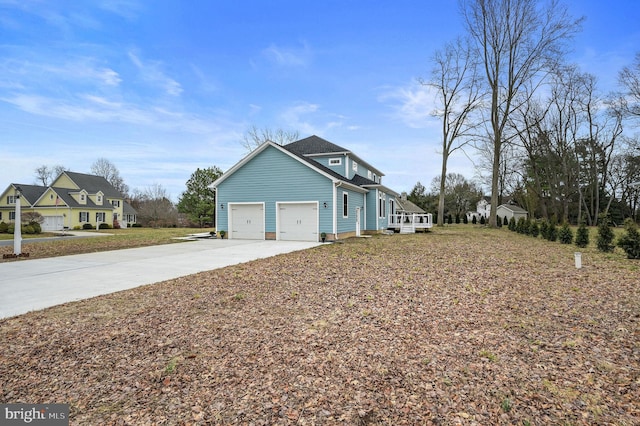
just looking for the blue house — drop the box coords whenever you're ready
[212,135,431,241]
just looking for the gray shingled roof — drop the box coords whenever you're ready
[10,184,48,206]
[396,197,425,213]
[63,171,124,198]
[285,135,349,156]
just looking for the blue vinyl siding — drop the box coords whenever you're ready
[217,146,334,235]
[337,187,366,234]
[365,190,378,230]
[312,155,347,177]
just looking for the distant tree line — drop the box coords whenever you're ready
[423,0,640,226]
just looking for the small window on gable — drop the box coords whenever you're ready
[329,158,342,166]
[373,173,377,183]
[97,195,102,204]
[352,161,358,172]
[7,195,16,204]
[80,194,86,201]
[368,171,372,179]
[343,192,348,218]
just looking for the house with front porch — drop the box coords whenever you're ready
[0,171,136,231]
[212,135,432,242]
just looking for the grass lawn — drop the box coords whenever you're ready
[0,227,638,424]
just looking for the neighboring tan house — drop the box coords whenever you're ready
[496,204,529,222]
[0,171,136,231]
[212,135,432,242]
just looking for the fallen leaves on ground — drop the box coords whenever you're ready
[1,228,638,425]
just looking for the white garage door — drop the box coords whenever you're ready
[42,216,64,231]
[230,204,264,240]
[278,202,318,241]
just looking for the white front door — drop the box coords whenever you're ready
[230,203,264,240]
[278,202,318,241]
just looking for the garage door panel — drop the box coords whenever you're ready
[230,204,264,240]
[278,203,318,241]
[42,216,64,231]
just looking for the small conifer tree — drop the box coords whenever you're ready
[597,213,615,252]
[508,216,516,231]
[455,213,460,224]
[530,221,540,238]
[447,214,453,225]
[503,216,509,226]
[540,220,549,239]
[558,223,573,244]
[547,221,558,242]
[575,220,589,248]
[463,214,468,224]
[472,216,477,225]
[617,218,640,259]
[480,216,486,225]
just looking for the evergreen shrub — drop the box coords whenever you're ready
[547,221,558,242]
[575,221,590,248]
[530,221,540,238]
[617,219,640,259]
[558,223,573,244]
[597,214,615,253]
[0,222,7,233]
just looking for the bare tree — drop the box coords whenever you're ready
[34,164,67,186]
[424,37,482,226]
[130,184,178,227]
[619,52,640,119]
[241,126,299,153]
[461,0,582,226]
[90,158,129,196]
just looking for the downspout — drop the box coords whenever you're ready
[334,181,342,240]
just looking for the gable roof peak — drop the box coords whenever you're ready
[285,135,350,156]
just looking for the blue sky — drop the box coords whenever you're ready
[1,1,639,201]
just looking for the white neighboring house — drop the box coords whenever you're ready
[467,197,491,222]
[496,204,528,222]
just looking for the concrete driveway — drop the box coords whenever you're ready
[0,239,321,319]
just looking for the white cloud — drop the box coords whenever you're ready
[261,42,312,67]
[378,83,440,129]
[128,51,183,96]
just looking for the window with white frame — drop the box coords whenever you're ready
[97,195,103,204]
[7,195,16,204]
[80,194,85,201]
[379,192,386,218]
[343,192,348,217]
[329,158,342,166]
[367,170,372,179]
[79,211,89,222]
[10,211,16,220]
[112,200,120,208]
[352,161,358,172]
[96,212,106,222]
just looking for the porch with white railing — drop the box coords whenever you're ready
[388,213,433,233]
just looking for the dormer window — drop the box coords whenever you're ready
[97,195,103,204]
[352,161,358,172]
[368,171,372,179]
[80,194,86,201]
[329,158,342,166]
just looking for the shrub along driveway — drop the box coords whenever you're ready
[0,228,638,424]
